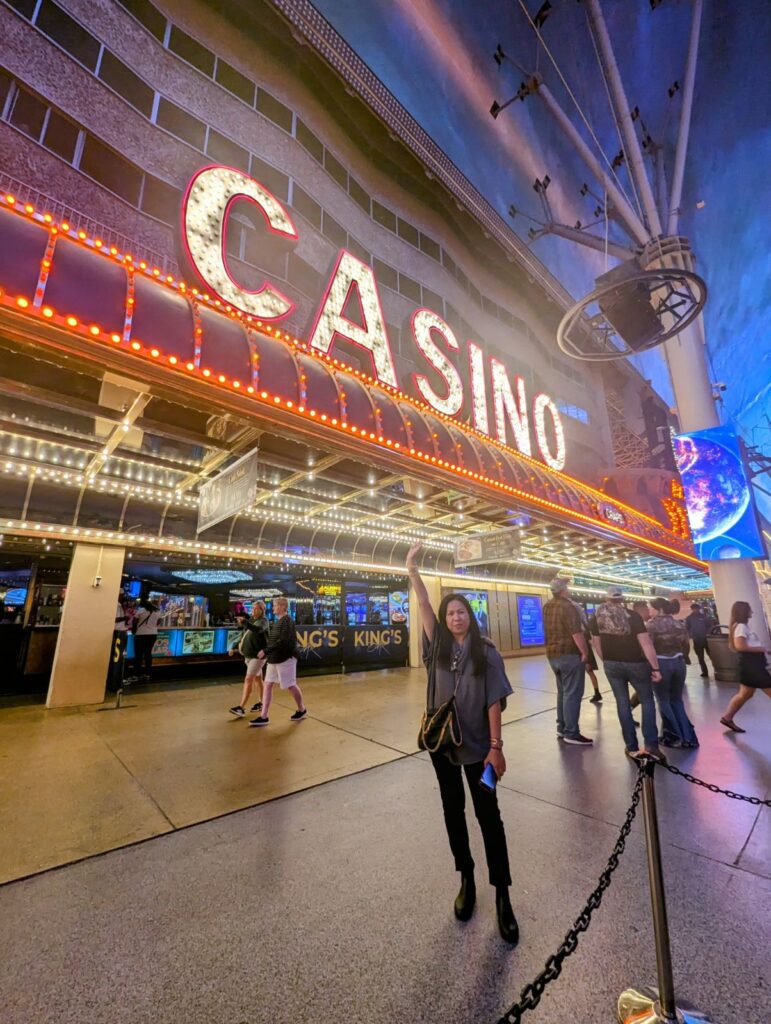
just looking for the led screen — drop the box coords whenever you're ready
[673,426,765,560]
[516,594,545,647]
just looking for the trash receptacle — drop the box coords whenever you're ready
[706,625,739,683]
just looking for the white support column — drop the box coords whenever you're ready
[408,574,441,668]
[47,543,125,708]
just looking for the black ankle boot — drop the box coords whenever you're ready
[454,872,476,921]
[495,886,519,944]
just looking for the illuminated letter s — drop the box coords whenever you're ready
[411,309,463,416]
[181,164,297,320]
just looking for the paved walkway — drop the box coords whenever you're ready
[1,658,769,1022]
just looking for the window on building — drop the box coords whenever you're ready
[295,119,323,162]
[0,70,12,115]
[9,85,47,141]
[43,109,79,162]
[98,51,154,117]
[348,177,370,214]
[155,97,206,149]
[422,288,444,316]
[322,211,347,248]
[141,175,181,224]
[558,404,590,425]
[214,59,255,105]
[256,88,292,132]
[207,129,249,172]
[249,155,289,202]
[323,149,348,190]
[168,25,215,76]
[443,251,458,277]
[397,218,419,248]
[288,253,322,298]
[373,258,397,292]
[372,200,396,233]
[347,237,370,265]
[291,184,321,230]
[79,134,142,205]
[419,232,441,261]
[117,0,166,41]
[398,273,421,304]
[6,0,36,19]
[36,1,101,71]
[241,225,287,277]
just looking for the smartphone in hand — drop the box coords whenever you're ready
[479,762,498,792]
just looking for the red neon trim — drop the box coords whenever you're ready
[466,339,490,435]
[533,391,566,469]
[180,164,297,322]
[409,308,462,415]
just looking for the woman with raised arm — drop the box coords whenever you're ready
[720,601,771,733]
[406,545,518,945]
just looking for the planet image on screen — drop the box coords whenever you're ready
[674,435,749,543]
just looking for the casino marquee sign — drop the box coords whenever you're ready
[0,170,700,565]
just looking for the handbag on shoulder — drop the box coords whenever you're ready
[417,641,463,753]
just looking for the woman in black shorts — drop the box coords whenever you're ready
[720,601,771,733]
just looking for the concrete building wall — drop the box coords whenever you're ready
[0,0,625,483]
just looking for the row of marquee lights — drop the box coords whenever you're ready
[182,166,566,470]
[0,190,702,568]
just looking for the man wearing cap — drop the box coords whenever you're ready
[589,587,665,762]
[543,578,593,745]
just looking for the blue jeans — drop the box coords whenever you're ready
[656,658,697,744]
[548,654,586,740]
[604,660,658,751]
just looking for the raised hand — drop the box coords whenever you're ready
[406,543,422,570]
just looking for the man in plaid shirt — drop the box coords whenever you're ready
[543,578,593,746]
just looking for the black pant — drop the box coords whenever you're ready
[133,634,155,678]
[693,638,710,675]
[430,752,511,887]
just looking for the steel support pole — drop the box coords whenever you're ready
[617,761,717,1024]
[532,78,649,246]
[585,0,663,237]
[667,0,704,235]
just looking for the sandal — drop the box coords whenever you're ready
[720,717,746,734]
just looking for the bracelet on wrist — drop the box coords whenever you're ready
[489,738,503,750]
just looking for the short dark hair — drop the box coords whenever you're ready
[632,600,649,612]
[650,597,677,615]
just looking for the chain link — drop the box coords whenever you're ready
[496,767,645,1024]
[660,762,771,806]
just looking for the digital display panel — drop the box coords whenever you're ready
[456,591,489,636]
[516,595,545,647]
[3,587,27,605]
[182,630,216,656]
[673,426,766,560]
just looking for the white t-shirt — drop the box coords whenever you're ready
[733,623,760,648]
[135,610,161,635]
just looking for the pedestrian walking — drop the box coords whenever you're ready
[647,598,698,747]
[685,602,714,678]
[589,586,665,762]
[543,578,593,745]
[719,601,771,733]
[248,596,307,727]
[131,598,160,682]
[407,545,518,944]
[228,601,268,718]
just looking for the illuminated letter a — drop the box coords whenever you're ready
[309,251,398,388]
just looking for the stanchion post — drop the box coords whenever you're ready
[617,759,717,1024]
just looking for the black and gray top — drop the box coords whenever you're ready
[423,632,513,766]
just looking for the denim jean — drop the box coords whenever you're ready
[604,660,658,751]
[548,654,586,740]
[656,657,697,744]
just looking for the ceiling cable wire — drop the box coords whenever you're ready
[514,0,639,215]
[584,6,646,225]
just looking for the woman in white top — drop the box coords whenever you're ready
[133,599,160,682]
[720,601,771,733]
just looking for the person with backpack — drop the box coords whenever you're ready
[407,545,518,945]
[647,598,698,747]
[588,586,665,762]
[228,601,268,718]
[247,596,307,727]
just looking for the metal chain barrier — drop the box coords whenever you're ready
[660,762,771,806]
[496,767,645,1024]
